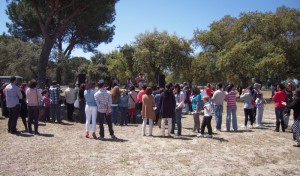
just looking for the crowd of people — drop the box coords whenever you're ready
[1,76,299,147]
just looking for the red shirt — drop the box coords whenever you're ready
[137,89,146,103]
[206,88,213,97]
[272,90,286,108]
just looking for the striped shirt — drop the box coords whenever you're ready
[225,90,237,108]
[94,88,112,113]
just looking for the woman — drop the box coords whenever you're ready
[171,84,185,136]
[225,84,238,132]
[240,86,254,128]
[141,87,155,136]
[111,86,121,125]
[78,84,86,123]
[159,83,176,137]
[84,82,97,139]
[191,87,203,133]
[272,84,286,132]
[19,83,28,131]
[26,79,42,134]
[284,88,300,147]
[128,85,137,124]
[119,90,129,126]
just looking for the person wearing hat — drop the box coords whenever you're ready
[284,88,300,147]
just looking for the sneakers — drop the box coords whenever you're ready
[206,135,213,138]
[97,136,104,140]
[214,129,221,132]
[111,135,117,139]
[92,133,97,139]
[241,125,247,128]
[249,125,254,129]
[197,134,204,138]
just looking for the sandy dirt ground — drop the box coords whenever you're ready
[0,91,299,176]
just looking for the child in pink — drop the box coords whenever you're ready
[42,89,50,122]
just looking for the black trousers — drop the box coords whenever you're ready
[244,108,254,126]
[200,116,212,135]
[28,106,39,133]
[66,103,74,121]
[98,112,114,137]
[8,104,20,133]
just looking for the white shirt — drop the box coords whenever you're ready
[200,89,207,98]
[65,87,76,104]
[204,102,212,116]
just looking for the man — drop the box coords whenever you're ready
[65,84,76,121]
[5,76,22,134]
[49,81,62,123]
[94,82,116,140]
[211,83,225,131]
[252,83,261,122]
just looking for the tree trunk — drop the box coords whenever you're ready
[38,39,55,89]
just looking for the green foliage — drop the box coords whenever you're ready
[88,53,108,82]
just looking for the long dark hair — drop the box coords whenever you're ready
[227,84,234,93]
[163,83,173,99]
[174,84,181,95]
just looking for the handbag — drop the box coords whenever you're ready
[74,97,79,108]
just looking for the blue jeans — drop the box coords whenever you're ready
[28,106,39,132]
[172,108,182,134]
[185,103,189,114]
[111,106,119,124]
[226,107,237,131]
[275,107,285,131]
[214,105,223,130]
[119,107,128,125]
[50,104,61,122]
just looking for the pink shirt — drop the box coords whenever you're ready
[137,89,146,103]
[26,88,42,106]
[43,95,50,107]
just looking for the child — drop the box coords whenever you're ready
[198,96,213,138]
[119,90,129,125]
[41,89,50,122]
[255,92,267,128]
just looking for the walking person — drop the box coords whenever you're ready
[5,76,22,134]
[159,83,176,137]
[272,84,286,132]
[198,96,213,138]
[65,83,76,121]
[171,84,184,136]
[26,79,42,134]
[49,81,62,123]
[283,88,300,147]
[240,86,254,128]
[141,87,155,136]
[19,83,28,131]
[225,84,238,132]
[255,93,267,128]
[94,82,116,140]
[191,87,203,133]
[84,82,97,139]
[212,83,225,132]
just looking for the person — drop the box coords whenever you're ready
[154,87,164,126]
[5,76,22,134]
[255,92,267,128]
[159,83,176,137]
[183,86,191,115]
[1,83,9,118]
[141,87,155,136]
[137,85,147,120]
[206,83,214,112]
[211,83,225,132]
[198,96,213,138]
[240,86,254,128]
[64,83,76,121]
[171,84,184,136]
[284,88,300,147]
[127,85,138,124]
[111,86,121,125]
[119,90,129,126]
[84,82,97,139]
[19,83,28,131]
[135,73,146,89]
[225,84,238,132]
[284,82,295,129]
[49,81,62,123]
[272,84,287,132]
[126,78,132,89]
[94,82,116,140]
[252,83,261,122]
[191,87,203,133]
[26,79,42,134]
[41,89,50,122]
[78,84,86,123]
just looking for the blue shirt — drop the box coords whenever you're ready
[240,92,253,109]
[119,95,129,108]
[5,82,22,108]
[154,93,161,107]
[192,94,203,111]
[84,89,97,106]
